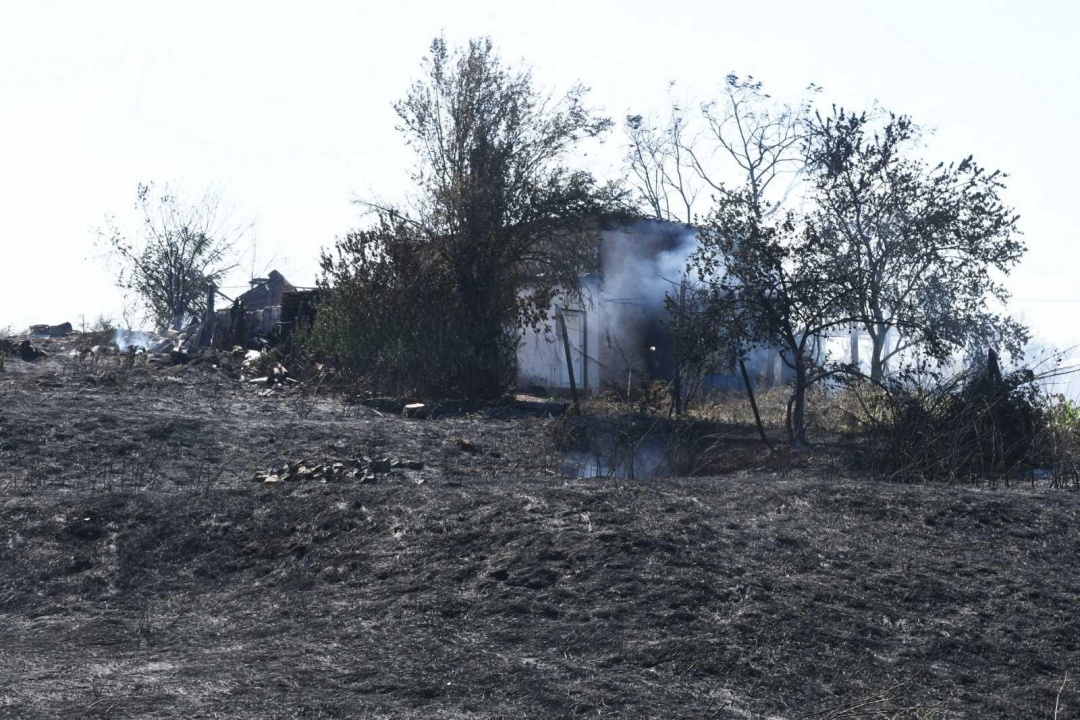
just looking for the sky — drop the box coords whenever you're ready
[2,0,1078,373]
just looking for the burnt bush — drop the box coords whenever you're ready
[869,359,1047,482]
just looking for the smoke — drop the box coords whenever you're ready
[599,220,698,308]
[597,220,700,376]
[114,329,151,351]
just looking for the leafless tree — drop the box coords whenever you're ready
[625,75,819,222]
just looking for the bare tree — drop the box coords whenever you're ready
[625,75,819,222]
[99,182,248,331]
[630,76,834,445]
[625,89,700,223]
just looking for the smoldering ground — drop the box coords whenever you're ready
[0,333,1078,717]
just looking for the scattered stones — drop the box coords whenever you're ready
[253,456,422,484]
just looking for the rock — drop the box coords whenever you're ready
[263,475,283,484]
[392,460,425,471]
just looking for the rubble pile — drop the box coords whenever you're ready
[28,322,73,338]
[255,456,425,484]
[3,320,311,389]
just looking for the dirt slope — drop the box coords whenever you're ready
[0,340,1078,718]
[0,477,1078,718]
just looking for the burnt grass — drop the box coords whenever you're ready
[1,340,1080,717]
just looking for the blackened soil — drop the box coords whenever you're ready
[0,339,1078,718]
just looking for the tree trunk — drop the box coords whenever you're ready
[170,309,186,332]
[558,312,579,407]
[869,329,887,383]
[789,358,808,447]
[740,359,773,451]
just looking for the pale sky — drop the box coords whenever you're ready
[2,0,1077,362]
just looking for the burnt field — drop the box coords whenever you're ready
[1,340,1080,718]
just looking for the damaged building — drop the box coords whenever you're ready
[235,270,295,335]
[516,220,790,396]
[206,270,318,348]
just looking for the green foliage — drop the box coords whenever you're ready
[312,215,504,397]
[315,36,625,398]
[807,107,1027,380]
[693,188,855,445]
[1049,396,1080,434]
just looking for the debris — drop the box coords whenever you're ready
[74,347,97,364]
[255,455,413,484]
[403,403,429,419]
[457,438,482,454]
[29,322,73,338]
[19,341,47,362]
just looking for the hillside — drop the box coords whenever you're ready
[0,338,1078,718]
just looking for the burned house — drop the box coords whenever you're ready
[516,220,789,395]
[206,270,318,347]
[236,270,295,334]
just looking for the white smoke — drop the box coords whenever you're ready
[599,220,699,308]
[114,329,151,351]
[596,220,701,370]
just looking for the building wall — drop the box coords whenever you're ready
[515,224,797,395]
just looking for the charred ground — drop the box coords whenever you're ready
[1,336,1078,718]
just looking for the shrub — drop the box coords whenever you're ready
[310,219,515,399]
[869,362,1045,482]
